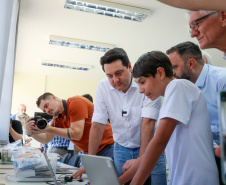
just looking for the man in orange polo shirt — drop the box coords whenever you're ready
[25,92,114,172]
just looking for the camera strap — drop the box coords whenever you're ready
[54,100,67,128]
[62,100,67,122]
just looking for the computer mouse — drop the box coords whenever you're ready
[64,175,73,182]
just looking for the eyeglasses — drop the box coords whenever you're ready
[189,12,217,33]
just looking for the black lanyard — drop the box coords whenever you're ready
[54,100,67,128]
[62,100,67,121]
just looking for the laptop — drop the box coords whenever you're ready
[81,154,120,185]
[43,152,64,185]
[7,151,64,184]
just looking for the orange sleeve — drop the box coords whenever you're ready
[67,98,89,123]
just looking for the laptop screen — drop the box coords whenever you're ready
[43,152,65,185]
[81,154,120,185]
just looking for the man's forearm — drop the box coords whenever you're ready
[31,127,73,144]
[9,127,22,141]
[119,134,167,184]
[47,127,78,140]
[47,119,85,141]
[121,119,155,174]
[157,0,226,11]
[32,133,51,144]
[88,122,105,155]
[130,138,166,185]
[130,118,177,185]
[139,118,155,156]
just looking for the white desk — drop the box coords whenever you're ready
[0,163,89,185]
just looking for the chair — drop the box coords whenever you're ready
[76,157,82,168]
[67,155,80,167]
[61,153,72,164]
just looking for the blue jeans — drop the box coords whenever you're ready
[78,145,114,167]
[114,142,167,185]
[97,145,114,159]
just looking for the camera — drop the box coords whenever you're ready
[31,116,47,129]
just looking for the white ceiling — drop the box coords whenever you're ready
[15,0,226,82]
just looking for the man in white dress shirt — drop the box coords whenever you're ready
[87,48,167,185]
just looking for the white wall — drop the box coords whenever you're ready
[11,72,99,147]
[45,75,98,101]
[11,72,45,117]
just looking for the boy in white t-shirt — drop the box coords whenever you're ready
[119,51,219,185]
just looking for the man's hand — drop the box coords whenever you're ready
[72,165,86,179]
[24,118,55,144]
[25,117,40,135]
[122,159,136,173]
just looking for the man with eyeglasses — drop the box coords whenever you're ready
[188,10,226,59]
[188,10,226,184]
[166,41,226,185]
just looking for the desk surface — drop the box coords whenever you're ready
[0,163,88,185]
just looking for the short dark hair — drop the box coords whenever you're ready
[133,51,173,78]
[82,94,93,103]
[166,41,204,64]
[36,92,53,107]
[100,48,130,71]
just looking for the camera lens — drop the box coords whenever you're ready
[36,119,47,129]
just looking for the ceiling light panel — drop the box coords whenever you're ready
[49,35,114,52]
[41,60,94,71]
[64,0,150,22]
